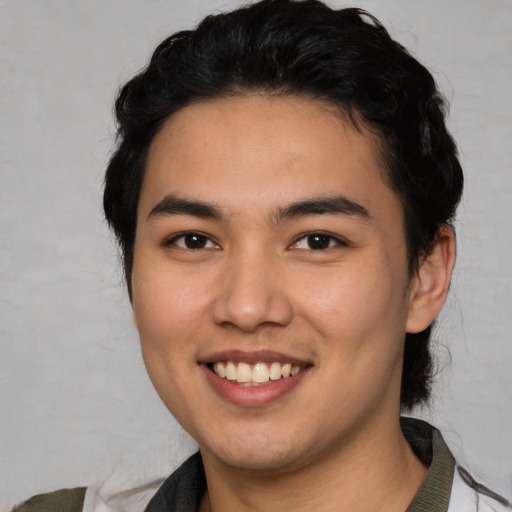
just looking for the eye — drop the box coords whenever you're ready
[292,232,345,251]
[166,232,219,250]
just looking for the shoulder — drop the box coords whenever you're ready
[11,487,87,512]
[448,466,512,512]
[401,417,511,512]
[9,453,203,512]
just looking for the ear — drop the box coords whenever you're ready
[406,225,456,334]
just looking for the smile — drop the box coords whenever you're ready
[210,361,305,385]
[201,353,311,406]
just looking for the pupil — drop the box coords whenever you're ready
[308,234,330,250]
[185,234,206,249]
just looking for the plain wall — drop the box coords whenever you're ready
[1,0,511,508]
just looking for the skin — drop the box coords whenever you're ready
[131,95,455,512]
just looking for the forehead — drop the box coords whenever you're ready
[140,95,399,221]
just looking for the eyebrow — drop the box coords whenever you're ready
[147,194,224,221]
[147,193,369,223]
[275,195,370,223]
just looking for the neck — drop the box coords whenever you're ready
[199,415,428,512]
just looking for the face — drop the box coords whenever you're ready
[132,95,418,473]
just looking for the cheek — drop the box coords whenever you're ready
[293,256,409,347]
[131,261,213,420]
[131,256,213,355]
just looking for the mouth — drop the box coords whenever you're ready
[207,361,307,386]
[200,351,312,406]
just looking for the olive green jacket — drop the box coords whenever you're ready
[11,487,87,512]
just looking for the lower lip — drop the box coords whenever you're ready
[200,364,310,407]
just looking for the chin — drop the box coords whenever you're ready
[199,425,316,473]
[210,446,303,473]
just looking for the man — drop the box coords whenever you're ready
[14,1,511,511]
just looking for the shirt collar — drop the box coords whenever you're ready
[402,417,455,512]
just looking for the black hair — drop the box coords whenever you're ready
[104,0,463,410]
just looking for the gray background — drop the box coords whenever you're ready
[1,0,511,508]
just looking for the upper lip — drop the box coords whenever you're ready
[198,349,312,366]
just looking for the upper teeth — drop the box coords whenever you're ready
[213,361,303,384]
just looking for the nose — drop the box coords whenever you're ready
[211,250,293,332]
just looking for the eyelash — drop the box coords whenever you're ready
[290,232,348,251]
[164,232,220,250]
[164,231,347,251]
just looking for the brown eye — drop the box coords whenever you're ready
[169,232,219,250]
[307,234,331,250]
[292,232,346,251]
[183,234,208,249]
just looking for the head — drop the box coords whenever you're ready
[104,0,462,412]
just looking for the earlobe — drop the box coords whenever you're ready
[406,225,456,334]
